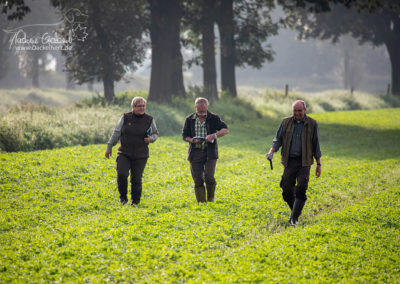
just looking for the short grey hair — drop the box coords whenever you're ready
[195,97,209,106]
[292,100,306,109]
[131,97,147,108]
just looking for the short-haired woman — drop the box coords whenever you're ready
[105,97,158,205]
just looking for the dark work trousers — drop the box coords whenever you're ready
[116,154,148,204]
[190,149,217,189]
[280,157,311,208]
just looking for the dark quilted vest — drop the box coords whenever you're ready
[118,112,153,160]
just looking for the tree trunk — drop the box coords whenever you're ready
[103,74,115,102]
[31,52,39,88]
[217,0,237,97]
[385,21,400,95]
[148,0,186,102]
[201,0,218,101]
[343,49,349,89]
[91,0,115,102]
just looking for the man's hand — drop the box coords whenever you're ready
[144,136,152,144]
[316,164,321,178]
[205,133,216,143]
[266,152,273,160]
[105,150,112,159]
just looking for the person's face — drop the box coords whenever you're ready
[293,102,306,120]
[195,102,208,117]
[133,100,146,115]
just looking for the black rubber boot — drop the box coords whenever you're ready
[117,174,128,205]
[131,183,142,205]
[194,186,207,203]
[290,199,305,226]
[206,183,216,202]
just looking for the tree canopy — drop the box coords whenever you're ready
[280,0,400,94]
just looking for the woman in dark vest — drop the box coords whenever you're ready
[105,97,159,205]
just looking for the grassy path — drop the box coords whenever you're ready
[0,109,399,282]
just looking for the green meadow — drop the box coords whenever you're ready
[0,105,399,282]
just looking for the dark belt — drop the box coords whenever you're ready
[289,156,302,160]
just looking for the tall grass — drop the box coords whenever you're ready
[238,86,400,118]
[1,87,399,152]
[0,88,94,112]
[0,90,261,152]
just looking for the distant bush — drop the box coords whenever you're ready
[0,91,262,152]
[77,90,148,108]
[319,102,335,112]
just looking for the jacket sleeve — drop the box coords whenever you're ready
[215,115,228,130]
[182,116,191,140]
[312,122,322,158]
[149,119,159,142]
[106,115,124,152]
[271,122,283,151]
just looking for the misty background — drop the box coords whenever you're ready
[0,1,391,94]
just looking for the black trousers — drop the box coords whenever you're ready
[116,154,148,204]
[280,157,311,207]
[190,149,217,188]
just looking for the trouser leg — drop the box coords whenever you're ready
[295,165,310,202]
[190,150,207,202]
[204,159,217,202]
[289,165,311,225]
[116,155,131,204]
[280,161,298,210]
[130,158,148,205]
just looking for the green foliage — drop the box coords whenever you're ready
[1,87,399,152]
[0,88,94,112]
[60,0,148,87]
[240,87,400,118]
[0,108,399,282]
[0,90,261,152]
[77,90,149,108]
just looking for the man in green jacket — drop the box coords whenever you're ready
[267,100,322,226]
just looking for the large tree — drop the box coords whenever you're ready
[148,0,186,102]
[57,0,148,101]
[281,0,400,94]
[183,0,277,98]
[0,13,9,80]
[182,0,218,100]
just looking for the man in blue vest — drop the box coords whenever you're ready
[267,100,322,225]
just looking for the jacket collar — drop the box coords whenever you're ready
[292,114,309,125]
[191,111,210,120]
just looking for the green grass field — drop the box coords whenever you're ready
[0,108,399,282]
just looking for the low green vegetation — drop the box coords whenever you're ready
[1,87,400,153]
[239,86,400,118]
[0,108,399,282]
[0,88,94,113]
[0,90,260,152]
